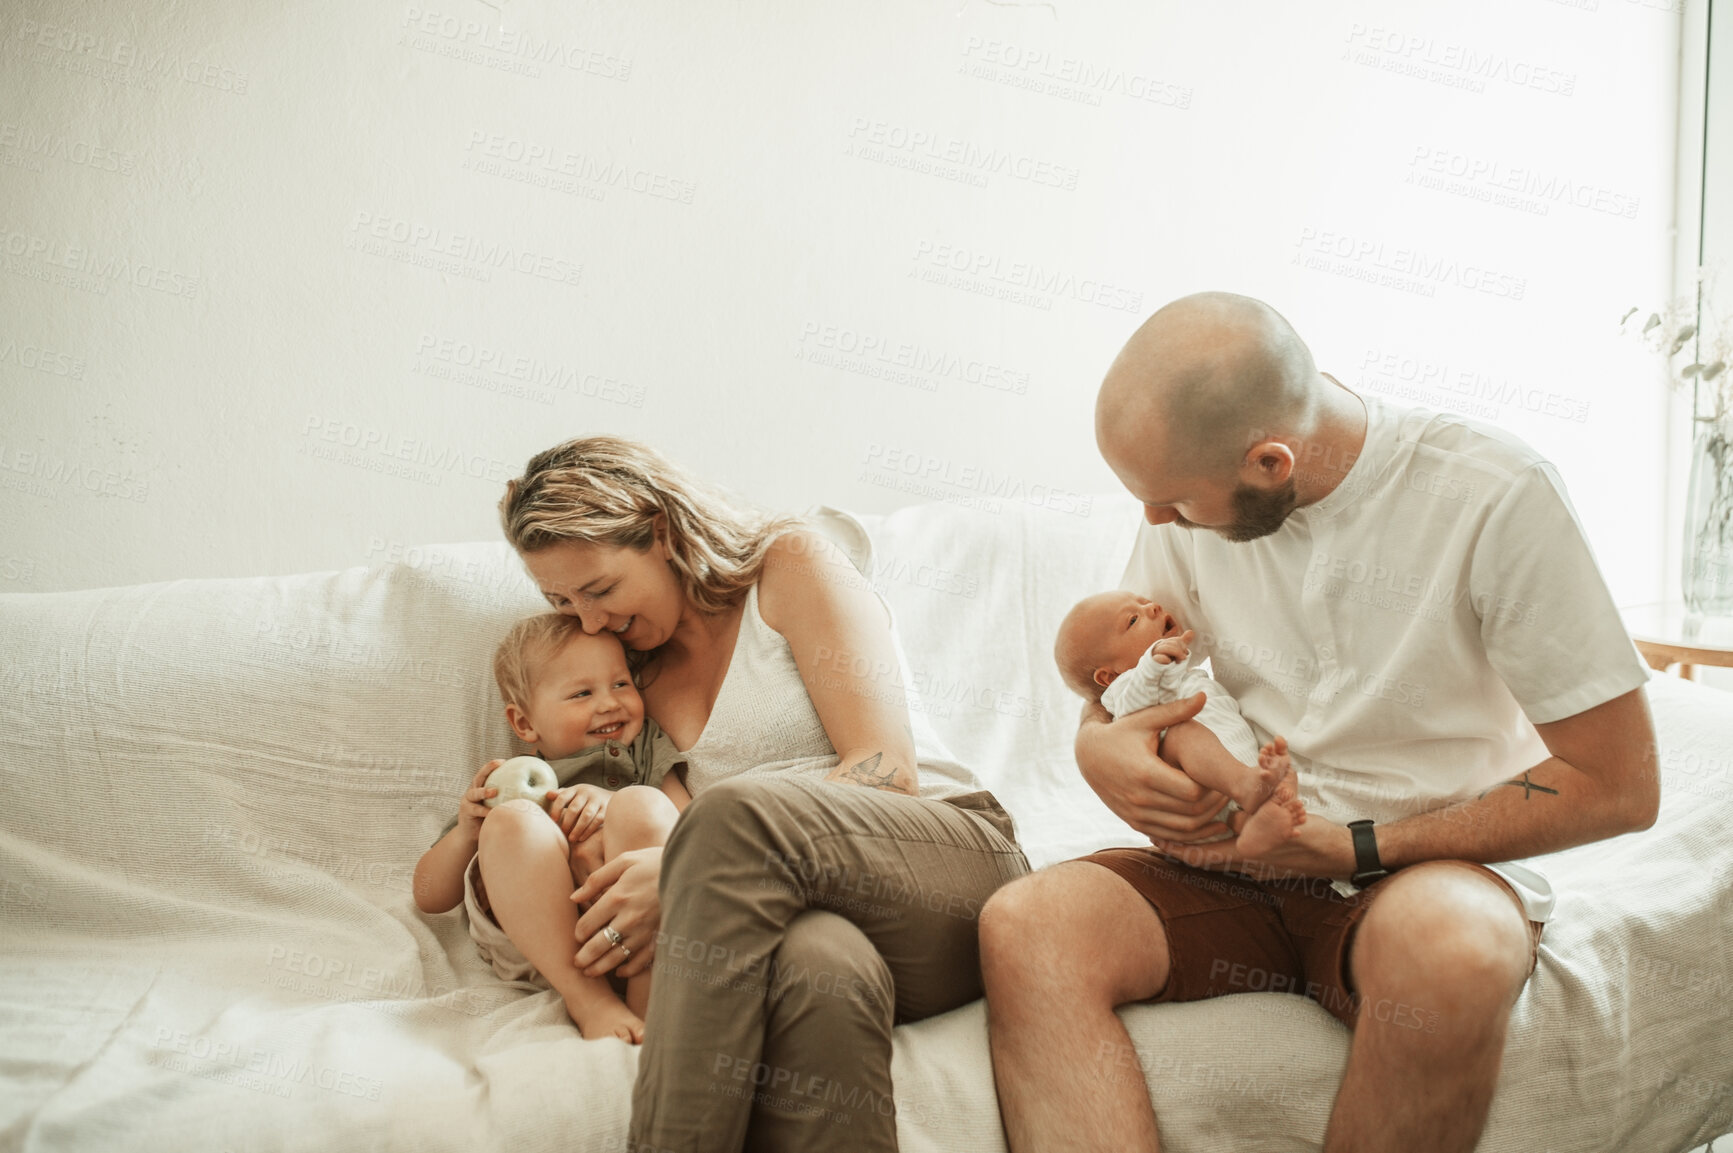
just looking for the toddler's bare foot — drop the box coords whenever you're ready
[1235,737,1307,857]
[564,991,645,1044]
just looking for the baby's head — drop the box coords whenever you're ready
[1054,592,1184,698]
[493,613,645,760]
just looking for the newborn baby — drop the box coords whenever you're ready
[1055,591,1305,856]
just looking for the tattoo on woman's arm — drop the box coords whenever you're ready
[840,752,911,794]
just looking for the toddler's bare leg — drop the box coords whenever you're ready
[593,787,680,1021]
[477,800,644,1043]
[1160,721,1305,857]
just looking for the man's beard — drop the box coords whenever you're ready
[1172,479,1298,542]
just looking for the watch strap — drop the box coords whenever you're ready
[1347,819,1389,887]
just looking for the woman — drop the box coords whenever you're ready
[488,435,1031,1151]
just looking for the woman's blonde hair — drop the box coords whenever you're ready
[498,435,801,615]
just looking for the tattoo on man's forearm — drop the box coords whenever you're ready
[838,752,910,793]
[1480,771,1560,800]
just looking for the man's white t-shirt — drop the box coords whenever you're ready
[1119,389,1652,922]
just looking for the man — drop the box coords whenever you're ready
[979,291,1658,1152]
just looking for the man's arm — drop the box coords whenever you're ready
[1376,686,1659,868]
[1075,691,1226,838]
[1157,687,1660,879]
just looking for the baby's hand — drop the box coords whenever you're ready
[457,760,503,838]
[1151,629,1195,665]
[549,783,610,844]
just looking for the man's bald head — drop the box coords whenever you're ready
[1097,292,1318,481]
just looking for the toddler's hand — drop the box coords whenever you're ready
[457,760,503,838]
[1151,629,1195,665]
[550,783,610,844]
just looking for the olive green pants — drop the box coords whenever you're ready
[629,774,1031,1152]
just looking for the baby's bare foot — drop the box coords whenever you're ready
[565,993,645,1044]
[1236,794,1299,856]
[1236,737,1305,856]
[1258,735,1291,780]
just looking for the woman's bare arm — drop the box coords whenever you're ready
[757,528,920,796]
[658,771,693,813]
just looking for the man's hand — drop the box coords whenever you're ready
[1077,691,1231,840]
[1151,810,1357,881]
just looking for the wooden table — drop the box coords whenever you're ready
[1620,602,1733,680]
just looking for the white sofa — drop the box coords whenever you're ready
[1,494,1730,1152]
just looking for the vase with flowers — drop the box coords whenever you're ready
[1624,267,1733,616]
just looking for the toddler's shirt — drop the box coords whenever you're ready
[435,718,687,843]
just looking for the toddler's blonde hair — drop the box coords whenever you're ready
[492,612,617,713]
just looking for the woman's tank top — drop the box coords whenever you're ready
[677,581,981,801]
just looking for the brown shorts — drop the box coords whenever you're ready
[1080,848,1545,1028]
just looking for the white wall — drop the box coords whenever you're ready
[0,0,1682,600]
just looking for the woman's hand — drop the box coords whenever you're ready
[571,846,663,979]
[1077,693,1233,841]
[548,783,609,844]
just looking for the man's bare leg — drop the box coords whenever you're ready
[980,860,1173,1153]
[1325,862,1534,1153]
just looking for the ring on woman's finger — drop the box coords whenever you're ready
[618,944,631,960]
[601,925,624,948]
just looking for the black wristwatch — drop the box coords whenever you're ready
[1347,820,1390,888]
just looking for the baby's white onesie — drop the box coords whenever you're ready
[1100,646,1262,767]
